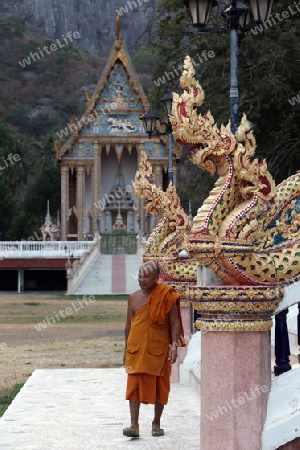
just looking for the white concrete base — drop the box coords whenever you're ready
[262,364,300,450]
[179,331,201,389]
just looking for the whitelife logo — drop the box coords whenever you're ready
[288,91,300,106]
[18,31,81,68]
[34,295,96,331]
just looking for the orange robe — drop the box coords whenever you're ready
[125,283,184,405]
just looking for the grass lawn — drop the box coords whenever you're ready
[0,292,128,393]
[0,292,128,325]
[0,383,24,417]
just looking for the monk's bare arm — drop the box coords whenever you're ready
[123,294,134,365]
[168,302,181,364]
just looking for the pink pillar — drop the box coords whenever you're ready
[190,284,283,450]
[201,331,271,450]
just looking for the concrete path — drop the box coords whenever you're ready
[0,368,200,450]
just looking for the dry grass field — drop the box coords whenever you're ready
[0,292,128,391]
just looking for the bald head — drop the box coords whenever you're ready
[139,261,160,276]
[138,261,160,293]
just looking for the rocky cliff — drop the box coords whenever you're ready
[0,0,162,55]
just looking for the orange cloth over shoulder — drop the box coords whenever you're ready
[148,283,185,345]
[125,303,169,376]
[125,283,185,405]
[125,283,185,377]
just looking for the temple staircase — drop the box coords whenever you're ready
[71,254,141,295]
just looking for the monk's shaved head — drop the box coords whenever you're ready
[138,261,159,293]
[139,261,160,276]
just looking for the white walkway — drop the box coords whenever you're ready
[0,368,200,450]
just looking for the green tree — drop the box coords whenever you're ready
[0,123,31,198]
[0,16,25,39]
[23,163,60,238]
[5,103,29,127]
[237,2,300,180]
[30,133,58,167]
[152,0,300,193]
[0,176,16,240]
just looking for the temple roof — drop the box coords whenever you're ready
[55,16,150,160]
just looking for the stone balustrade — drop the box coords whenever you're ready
[0,241,94,259]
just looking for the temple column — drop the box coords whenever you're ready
[93,142,100,234]
[17,269,24,293]
[98,146,102,231]
[60,165,69,241]
[82,165,86,237]
[90,164,95,234]
[85,165,92,235]
[76,165,84,240]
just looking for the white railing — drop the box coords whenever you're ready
[262,364,300,449]
[0,241,95,259]
[275,279,300,313]
[66,238,101,294]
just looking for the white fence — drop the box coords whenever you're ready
[275,279,300,313]
[66,238,101,294]
[0,241,94,259]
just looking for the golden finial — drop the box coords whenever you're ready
[85,89,92,104]
[116,13,121,40]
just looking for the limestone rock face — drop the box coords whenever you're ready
[0,0,162,55]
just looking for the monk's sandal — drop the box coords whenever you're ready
[152,427,164,437]
[123,425,140,438]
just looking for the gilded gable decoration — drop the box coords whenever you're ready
[56,16,172,242]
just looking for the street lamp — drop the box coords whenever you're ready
[139,92,174,184]
[183,0,275,133]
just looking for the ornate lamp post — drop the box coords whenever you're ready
[139,92,174,184]
[183,0,275,133]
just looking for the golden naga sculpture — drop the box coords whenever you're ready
[134,55,300,287]
[170,55,300,286]
[133,152,197,282]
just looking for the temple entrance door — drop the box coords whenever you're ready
[100,232,137,254]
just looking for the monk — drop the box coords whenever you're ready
[123,261,184,438]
